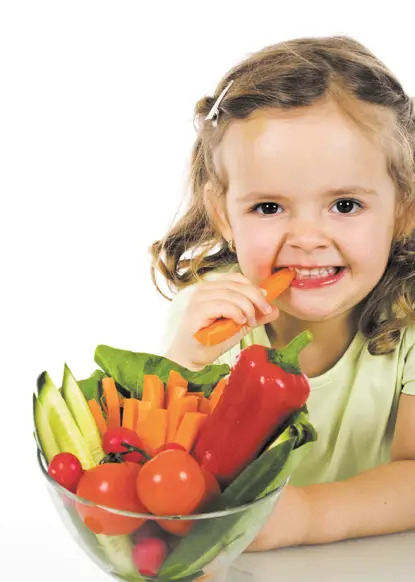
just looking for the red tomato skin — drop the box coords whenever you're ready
[76,462,147,535]
[102,427,145,463]
[136,450,206,516]
[157,466,221,536]
[154,442,186,455]
[48,452,84,493]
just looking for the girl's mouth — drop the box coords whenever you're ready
[274,266,347,290]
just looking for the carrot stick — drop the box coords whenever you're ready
[88,399,107,437]
[193,268,295,346]
[136,400,152,436]
[136,408,168,454]
[198,397,211,414]
[142,374,165,409]
[122,398,139,430]
[101,377,120,428]
[166,369,188,389]
[174,412,208,452]
[166,385,187,409]
[209,378,227,411]
[166,370,188,408]
[189,391,204,399]
[166,395,199,442]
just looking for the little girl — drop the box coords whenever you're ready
[150,35,415,550]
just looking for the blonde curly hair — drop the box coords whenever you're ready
[150,35,415,355]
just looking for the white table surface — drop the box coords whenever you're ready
[233,530,415,581]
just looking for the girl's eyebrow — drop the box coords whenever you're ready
[237,186,378,202]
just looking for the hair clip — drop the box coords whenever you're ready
[205,80,234,127]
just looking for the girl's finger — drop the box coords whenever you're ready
[196,281,272,319]
[194,288,266,327]
[192,298,250,330]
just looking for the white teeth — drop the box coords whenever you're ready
[294,267,338,279]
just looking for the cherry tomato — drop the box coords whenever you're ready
[157,467,221,536]
[76,462,147,535]
[136,450,206,516]
[154,442,186,455]
[102,427,146,463]
[48,452,84,493]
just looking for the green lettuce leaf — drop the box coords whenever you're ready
[77,369,107,401]
[94,345,230,398]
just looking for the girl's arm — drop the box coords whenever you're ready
[248,393,415,550]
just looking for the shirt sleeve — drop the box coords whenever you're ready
[401,325,415,395]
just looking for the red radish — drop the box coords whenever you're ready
[132,537,169,576]
[48,452,83,493]
[131,520,163,544]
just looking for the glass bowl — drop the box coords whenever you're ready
[37,449,286,582]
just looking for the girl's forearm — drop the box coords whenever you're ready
[303,460,415,544]
[249,460,415,550]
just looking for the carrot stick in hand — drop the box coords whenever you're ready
[193,268,295,346]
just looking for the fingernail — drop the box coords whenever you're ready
[261,288,267,296]
[262,304,272,314]
[248,317,257,327]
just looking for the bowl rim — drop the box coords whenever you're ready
[37,448,287,521]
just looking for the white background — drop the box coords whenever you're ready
[1,1,414,580]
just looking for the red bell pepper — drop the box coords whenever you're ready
[193,331,312,486]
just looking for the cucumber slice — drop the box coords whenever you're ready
[33,393,60,463]
[62,364,104,465]
[96,534,144,580]
[37,371,95,470]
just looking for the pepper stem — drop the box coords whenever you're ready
[269,330,313,374]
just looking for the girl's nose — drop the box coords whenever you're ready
[284,218,330,252]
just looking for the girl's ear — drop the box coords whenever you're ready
[203,181,233,242]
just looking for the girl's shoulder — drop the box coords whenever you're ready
[401,322,415,355]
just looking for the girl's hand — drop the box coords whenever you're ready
[164,273,280,370]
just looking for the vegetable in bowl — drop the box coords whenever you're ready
[33,332,317,581]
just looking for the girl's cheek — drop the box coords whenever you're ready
[238,245,276,282]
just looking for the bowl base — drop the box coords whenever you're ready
[224,566,254,582]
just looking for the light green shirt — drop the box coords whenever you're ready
[161,267,415,487]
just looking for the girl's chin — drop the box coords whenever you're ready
[275,300,347,322]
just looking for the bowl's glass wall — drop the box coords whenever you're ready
[39,451,284,582]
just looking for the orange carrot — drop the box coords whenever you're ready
[122,398,140,430]
[142,374,165,409]
[193,268,295,346]
[101,377,120,428]
[198,397,211,414]
[189,391,204,399]
[174,412,208,452]
[166,370,188,408]
[88,399,107,437]
[136,408,168,454]
[166,395,199,442]
[209,378,227,411]
[136,400,152,437]
[166,385,187,409]
[166,369,188,389]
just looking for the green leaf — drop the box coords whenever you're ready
[159,407,317,580]
[77,369,107,401]
[94,345,230,398]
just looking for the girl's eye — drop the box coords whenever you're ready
[252,202,282,215]
[331,199,363,214]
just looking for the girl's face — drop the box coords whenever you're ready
[212,99,396,322]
